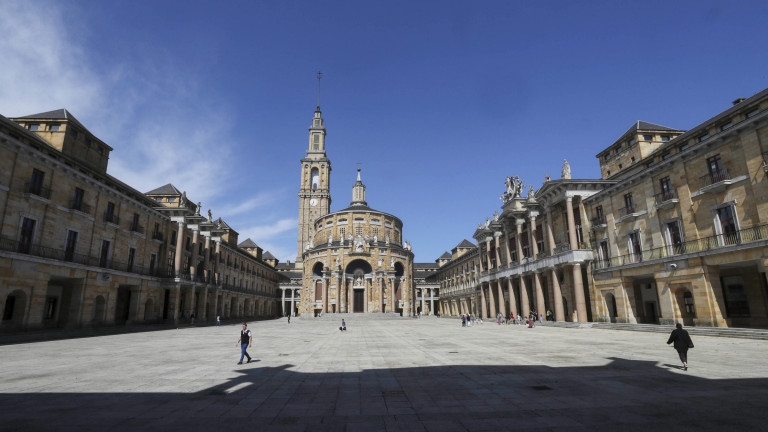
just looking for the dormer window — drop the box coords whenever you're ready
[29,124,40,131]
[643,135,653,141]
[698,133,709,142]
[661,135,670,142]
[720,121,733,131]
[746,107,759,118]
[49,124,60,131]
[628,137,636,146]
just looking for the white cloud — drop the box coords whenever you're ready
[214,190,286,218]
[239,218,297,242]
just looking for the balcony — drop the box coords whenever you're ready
[616,204,646,223]
[103,213,120,225]
[151,231,164,241]
[69,199,92,215]
[24,182,51,200]
[698,168,732,193]
[654,190,679,210]
[129,224,145,234]
[594,224,768,270]
[0,236,166,277]
[591,215,607,230]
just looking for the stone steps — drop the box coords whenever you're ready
[538,321,768,341]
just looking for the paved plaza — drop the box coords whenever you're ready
[1,318,767,431]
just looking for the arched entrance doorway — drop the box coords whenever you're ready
[345,259,372,313]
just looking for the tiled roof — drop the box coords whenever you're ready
[414,262,440,269]
[276,262,296,270]
[145,183,182,195]
[262,251,276,260]
[438,251,452,259]
[238,238,258,248]
[455,239,476,248]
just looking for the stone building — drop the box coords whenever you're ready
[278,106,417,317]
[428,240,479,317]
[439,87,768,328]
[585,89,768,327]
[0,109,283,332]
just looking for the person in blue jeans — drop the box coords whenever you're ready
[235,323,252,365]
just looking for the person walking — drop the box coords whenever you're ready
[216,315,221,326]
[667,323,694,370]
[236,323,252,365]
[287,314,291,324]
[341,319,347,331]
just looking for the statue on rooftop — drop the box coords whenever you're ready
[562,159,571,179]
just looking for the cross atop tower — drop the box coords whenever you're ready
[316,71,323,107]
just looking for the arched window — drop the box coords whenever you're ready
[311,168,319,190]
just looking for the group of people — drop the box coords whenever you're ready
[234,318,695,371]
[490,310,553,328]
[460,314,482,327]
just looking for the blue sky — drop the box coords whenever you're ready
[2,0,767,263]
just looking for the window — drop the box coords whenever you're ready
[659,177,673,200]
[18,217,36,254]
[149,254,157,275]
[168,197,176,203]
[99,240,110,267]
[746,107,759,118]
[595,205,605,224]
[628,138,636,146]
[698,133,709,142]
[661,135,670,142]
[185,236,191,251]
[720,121,733,131]
[313,134,319,143]
[666,221,683,254]
[373,227,379,238]
[72,187,84,211]
[643,135,653,141]
[50,124,60,131]
[44,297,57,320]
[355,227,362,236]
[65,230,78,261]
[85,138,92,148]
[127,248,136,272]
[598,240,609,263]
[311,168,319,190]
[623,193,634,213]
[131,213,140,232]
[339,227,345,239]
[97,146,104,155]
[679,142,689,151]
[661,152,671,160]
[29,168,45,196]
[170,230,177,246]
[628,232,642,261]
[715,205,738,245]
[683,291,696,316]
[721,275,750,317]
[29,124,40,131]
[105,202,116,223]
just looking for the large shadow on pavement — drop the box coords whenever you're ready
[1,358,767,431]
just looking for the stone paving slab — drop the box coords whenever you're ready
[1,317,767,431]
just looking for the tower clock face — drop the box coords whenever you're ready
[310,199,318,206]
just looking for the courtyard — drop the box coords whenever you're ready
[1,317,767,431]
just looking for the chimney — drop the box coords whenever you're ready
[732,97,746,105]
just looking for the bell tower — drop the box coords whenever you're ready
[297,105,332,262]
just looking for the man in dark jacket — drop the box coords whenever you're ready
[667,323,694,370]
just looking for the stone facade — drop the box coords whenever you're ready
[0,110,283,332]
[432,87,768,328]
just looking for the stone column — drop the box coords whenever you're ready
[174,221,185,276]
[290,288,295,317]
[322,277,328,313]
[212,292,219,320]
[506,278,517,317]
[546,210,556,253]
[487,282,497,318]
[430,288,434,316]
[203,235,211,281]
[281,288,286,316]
[550,268,565,321]
[515,219,525,260]
[572,264,588,322]
[496,279,506,318]
[503,228,513,266]
[420,288,425,316]
[494,232,502,268]
[534,271,546,318]
[347,277,353,313]
[566,196,578,250]
[480,283,487,318]
[214,241,221,284]
[485,239,493,270]
[190,229,199,279]
[200,286,208,320]
[388,276,395,313]
[519,275,530,318]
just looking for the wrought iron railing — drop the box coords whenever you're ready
[618,205,637,218]
[129,224,145,234]
[591,215,606,226]
[24,182,52,199]
[69,199,91,214]
[595,224,768,269]
[699,168,731,188]
[0,236,166,277]
[103,212,120,225]
[654,190,678,206]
